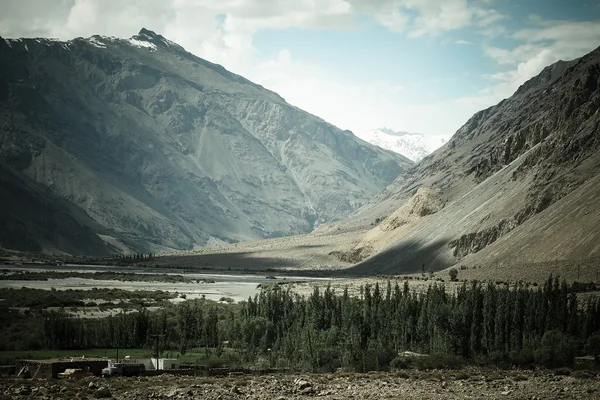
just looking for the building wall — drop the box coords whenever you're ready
[135,358,180,371]
[159,359,180,370]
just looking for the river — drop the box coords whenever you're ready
[0,264,330,302]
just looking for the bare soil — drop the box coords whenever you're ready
[2,369,599,399]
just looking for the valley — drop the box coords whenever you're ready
[1,8,600,394]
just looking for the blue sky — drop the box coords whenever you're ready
[2,0,600,137]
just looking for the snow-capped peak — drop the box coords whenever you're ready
[356,127,448,162]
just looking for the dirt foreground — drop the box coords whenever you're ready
[2,369,599,400]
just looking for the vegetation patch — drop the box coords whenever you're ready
[0,269,198,283]
[1,276,599,374]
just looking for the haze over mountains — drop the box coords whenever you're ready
[356,128,448,162]
[175,45,600,282]
[0,29,411,255]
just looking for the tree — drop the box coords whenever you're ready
[449,268,458,282]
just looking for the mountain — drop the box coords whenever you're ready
[0,165,113,255]
[0,29,412,255]
[338,47,600,279]
[169,45,600,282]
[355,128,447,162]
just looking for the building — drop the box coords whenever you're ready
[125,358,181,371]
[153,358,181,370]
[16,359,108,378]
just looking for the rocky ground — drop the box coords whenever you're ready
[2,369,599,399]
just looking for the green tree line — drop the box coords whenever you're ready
[40,276,600,370]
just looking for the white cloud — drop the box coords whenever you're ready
[407,0,473,38]
[457,49,559,107]
[444,39,475,45]
[473,8,505,27]
[486,20,600,66]
[371,3,410,33]
[461,19,600,116]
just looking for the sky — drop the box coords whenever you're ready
[1,1,600,139]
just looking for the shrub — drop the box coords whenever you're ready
[554,367,571,376]
[449,268,458,281]
[413,354,464,370]
[390,356,412,370]
[572,370,595,379]
[534,330,577,368]
[485,373,504,382]
[585,333,600,356]
[508,348,535,367]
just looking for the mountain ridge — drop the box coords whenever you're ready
[0,28,411,255]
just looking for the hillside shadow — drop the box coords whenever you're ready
[344,239,451,277]
[165,251,296,269]
[162,240,452,278]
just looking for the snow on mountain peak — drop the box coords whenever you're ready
[356,127,448,162]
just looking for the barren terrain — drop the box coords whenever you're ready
[2,370,599,399]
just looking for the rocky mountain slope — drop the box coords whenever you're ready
[342,46,600,276]
[0,29,411,255]
[356,127,447,162]
[175,44,600,282]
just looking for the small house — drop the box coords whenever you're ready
[154,358,180,370]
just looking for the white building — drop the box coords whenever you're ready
[123,358,181,371]
[153,358,180,370]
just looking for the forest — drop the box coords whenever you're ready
[22,277,600,371]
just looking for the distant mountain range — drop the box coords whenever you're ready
[0,28,411,255]
[355,128,447,162]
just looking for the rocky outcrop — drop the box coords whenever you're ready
[382,187,444,231]
[329,246,374,263]
[449,176,581,259]
[449,219,517,258]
